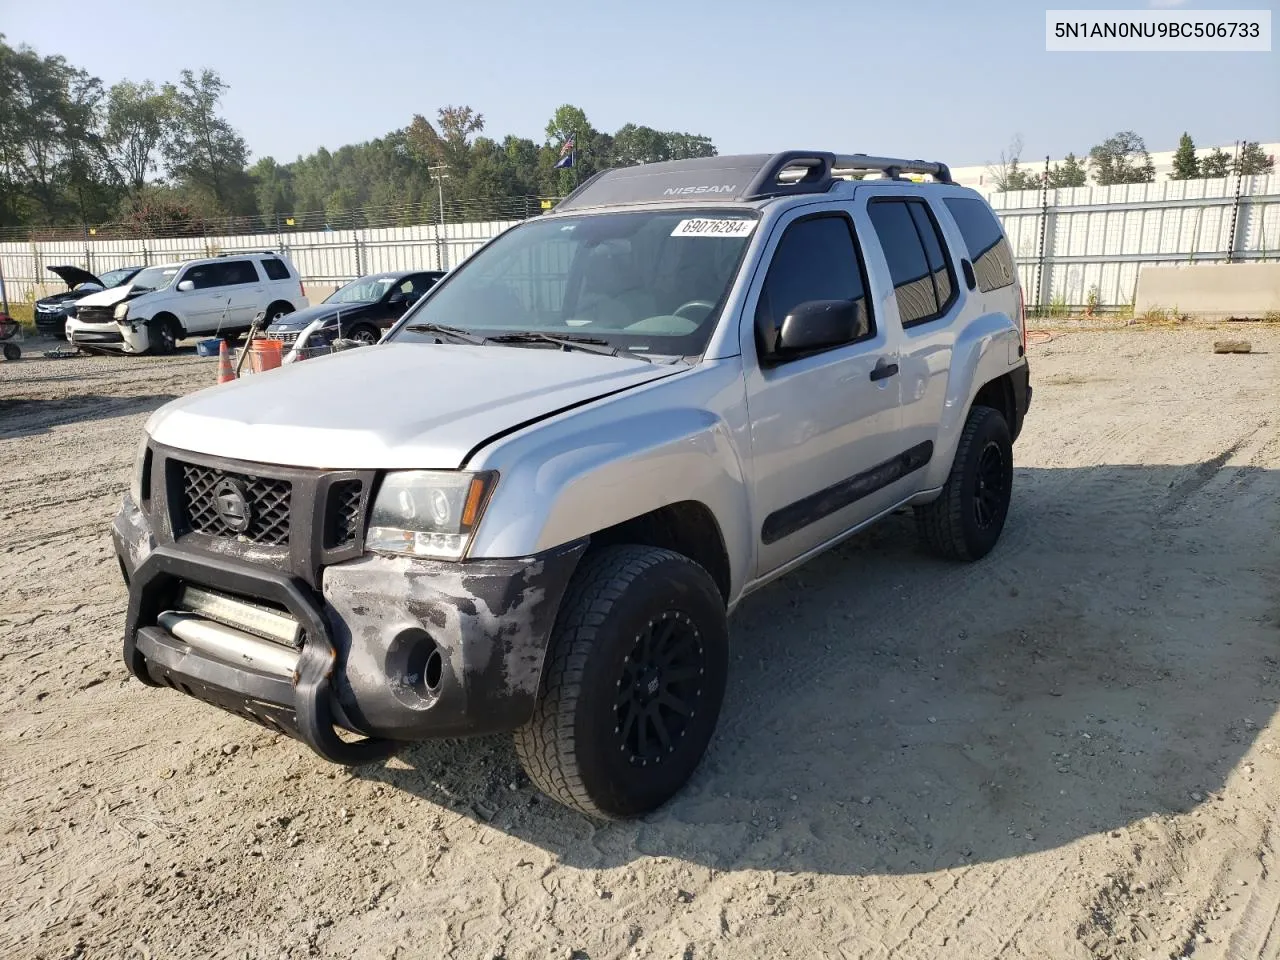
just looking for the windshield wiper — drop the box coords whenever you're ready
[487,331,652,363]
[405,322,488,345]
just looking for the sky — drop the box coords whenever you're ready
[2,0,1276,169]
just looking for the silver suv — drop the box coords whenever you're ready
[114,151,1031,819]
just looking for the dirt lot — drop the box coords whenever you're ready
[2,326,1278,960]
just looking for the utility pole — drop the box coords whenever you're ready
[429,164,450,271]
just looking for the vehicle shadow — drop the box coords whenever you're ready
[0,393,179,440]
[357,460,1279,876]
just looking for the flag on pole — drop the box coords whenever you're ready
[554,136,576,169]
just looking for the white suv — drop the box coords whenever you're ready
[66,251,309,355]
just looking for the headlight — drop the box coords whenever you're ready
[129,436,150,505]
[114,303,130,321]
[66,304,78,318]
[366,470,497,560]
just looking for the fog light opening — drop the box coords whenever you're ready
[401,631,444,701]
[423,647,443,694]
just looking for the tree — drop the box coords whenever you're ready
[163,68,250,212]
[1201,147,1231,179]
[542,104,602,193]
[1088,131,1155,185]
[406,105,483,178]
[0,37,110,222]
[612,124,717,166]
[104,80,174,201]
[249,156,294,222]
[1046,153,1087,188]
[1005,161,1043,192]
[1234,141,1275,176]
[1169,133,1200,180]
[986,135,1027,191]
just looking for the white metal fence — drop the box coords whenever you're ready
[2,174,1277,311]
[991,174,1280,309]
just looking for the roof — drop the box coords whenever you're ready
[554,151,953,213]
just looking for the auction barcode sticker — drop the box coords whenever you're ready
[671,218,757,238]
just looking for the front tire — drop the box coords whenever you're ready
[914,405,1013,561]
[147,317,179,355]
[514,545,729,820]
[347,323,381,345]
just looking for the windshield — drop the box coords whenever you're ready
[100,268,137,289]
[128,265,179,294]
[387,209,758,357]
[326,275,399,304]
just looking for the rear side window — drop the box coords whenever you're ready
[261,258,291,281]
[867,199,956,327]
[756,214,873,357]
[943,197,1015,292]
[222,260,260,285]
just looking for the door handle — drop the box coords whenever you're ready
[870,361,899,382]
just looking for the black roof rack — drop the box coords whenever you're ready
[553,151,952,212]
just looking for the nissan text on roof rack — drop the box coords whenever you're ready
[113,150,1032,818]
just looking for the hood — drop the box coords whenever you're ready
[35,289,86,308]
[75,285,141,308]
[267,301,374,331]
[47,265,104,289]
[146,342,680,469]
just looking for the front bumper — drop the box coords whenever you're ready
[35,307,70,333]
[113,495,585,763]
[66,318,148,353]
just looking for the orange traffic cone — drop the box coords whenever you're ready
[216,339,235,384]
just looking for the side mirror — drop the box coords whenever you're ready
[775,299,863,355]
[387,290,407,305]
[177,280,194,292]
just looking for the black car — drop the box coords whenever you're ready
[266,270,446,351]
[35,264,144,336]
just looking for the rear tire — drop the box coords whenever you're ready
[914,405,1013,561]
[265,301,294,324]
[514,545,729,820]
[2,342,19,361]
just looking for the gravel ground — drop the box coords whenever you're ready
[2,326,1278,960]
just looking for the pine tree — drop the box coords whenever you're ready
[1234,142,1275,176]
[1201,147,1231,179]
[1046,153,1088,188]
[1169,133,1200,180]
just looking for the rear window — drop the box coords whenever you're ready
[261,258,291,280]
[943,198,1016,292]
[868,199,954,327]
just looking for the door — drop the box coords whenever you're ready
[173,263,228,332]
[219,259,267,327]
[862,193,966,459]
[743,207,906,577]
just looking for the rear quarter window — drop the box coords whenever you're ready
[261,258,291,281]
[942,197,1016,292]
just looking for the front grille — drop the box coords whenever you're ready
[273,330,301,349]
[180,463,292,545]
[327,480,363,547]
[76,304,117,325]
